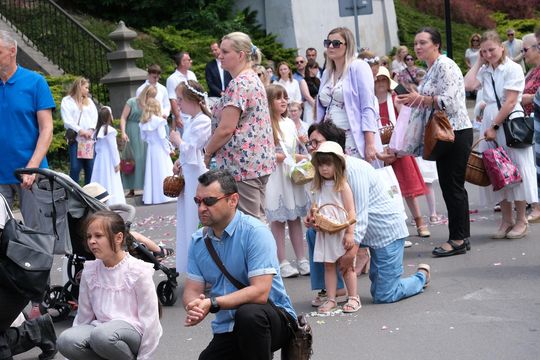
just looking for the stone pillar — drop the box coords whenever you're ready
[101,21,147,118]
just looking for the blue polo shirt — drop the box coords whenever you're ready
[187,210,297,334]
[0,66,55,184]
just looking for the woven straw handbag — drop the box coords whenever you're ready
[379,124,394,145]
[465,138,490,187]
[163,175,185,197]
[313,203,356,234]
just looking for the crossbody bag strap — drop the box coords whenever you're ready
[490,74,502,110]
[203,231,246,290]
[405,67,419,86]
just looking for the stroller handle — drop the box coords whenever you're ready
[14,167,58,182]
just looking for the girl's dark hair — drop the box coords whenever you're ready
[311,152,346,192]
[95,107,113,139]
[416,27,442,53]
[304,59,321,98]
[84,211,126,252]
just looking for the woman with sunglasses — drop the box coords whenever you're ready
[204,32,275,220]
[465,33,482,70]
[398,27,473,257]
[397,55,423,92]
[316,27,382,166]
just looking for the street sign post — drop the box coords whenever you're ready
[338,0,373,51]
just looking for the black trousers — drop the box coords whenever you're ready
[0,281,30,359]
[199,303,292,360]
[436,128,473,241]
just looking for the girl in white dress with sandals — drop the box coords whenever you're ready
[169,80,212,274]
[306,141,360,315]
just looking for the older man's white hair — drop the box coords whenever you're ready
[0,30,17,50]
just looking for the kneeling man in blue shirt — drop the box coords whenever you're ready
[184,169,296,360]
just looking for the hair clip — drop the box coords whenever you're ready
[251,44,258,56]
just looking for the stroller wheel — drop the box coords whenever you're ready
[40,285,73,322]
[157,281,177,306]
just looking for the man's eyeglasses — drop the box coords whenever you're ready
[296,60,305,64]
[507,33,515,37]
[521,45,538,54]
[306,139,323,148]
[323,39,346,48]
[194,194,234,206]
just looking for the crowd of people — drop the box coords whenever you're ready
[1,22,540,359]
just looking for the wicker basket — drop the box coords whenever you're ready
[379,124,394,145]
[465,138,491,187]
[290,160,315,185]
[163,175,185,197]
[313,203,356,234]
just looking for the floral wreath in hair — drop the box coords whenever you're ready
[364,56,380,64]
[185,81,209,106]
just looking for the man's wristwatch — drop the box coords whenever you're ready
[492,123,500,130]
[209,297,220,313]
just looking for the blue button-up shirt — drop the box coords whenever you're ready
[187,210,296,334]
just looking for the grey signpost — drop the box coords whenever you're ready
[338,0,373,52]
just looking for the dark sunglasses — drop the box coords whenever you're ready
[296,60,305,64]
[194,194,234,206]
[323,39,346,48]
[472,39,480,42]
[405,57,414,61]
[521,45,538,54]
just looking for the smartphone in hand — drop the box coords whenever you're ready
[393,84,410,95]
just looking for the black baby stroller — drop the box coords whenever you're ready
[15,168,179,322]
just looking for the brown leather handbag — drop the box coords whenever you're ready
[423,101,454,161]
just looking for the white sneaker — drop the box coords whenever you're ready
[297,259,310,276]
[280,260,299,278]
[404,240,413,248]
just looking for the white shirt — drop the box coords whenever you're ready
[274,78,301,103]
[61,96,98,132]
[135,81,171,117]
[216,59,225,92]
[166,69,197,100]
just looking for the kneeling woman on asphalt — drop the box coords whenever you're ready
[57,211,162,360]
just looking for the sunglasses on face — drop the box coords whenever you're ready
[521,45,538,54]
[193,194,233,206]
[472,39,480,42]
[296,60,305,64]
[507,33,514,36]
[405,58,414,61]
[323,39,346,48]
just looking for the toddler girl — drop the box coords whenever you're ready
[169,80,212,274]
[139,98,175,204]
[90,106,126,205]
[307,141,360,314]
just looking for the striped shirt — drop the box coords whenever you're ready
[346,156,409,249]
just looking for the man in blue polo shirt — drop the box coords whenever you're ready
[0,30,55,228]
[183,169,296,360]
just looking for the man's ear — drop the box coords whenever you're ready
[229,193,240,209]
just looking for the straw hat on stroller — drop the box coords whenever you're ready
[82,183,111,203]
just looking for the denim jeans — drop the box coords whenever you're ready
[369,238,426,303]
[57,320,140,360]
[306,227,344,291]
[68,142,95,185]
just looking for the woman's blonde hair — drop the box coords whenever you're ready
[277,61,292,82]
[266,84,289,145]
[311,152,346,192]
[141,98,161,123]
[480,30,507,67]
[137,84,158,109]
[394,45,409,61]
[176,80,212,118]
[469,33,481,48]
[68,77,90,106]
[325,27,356,80]
[221,31,262,65]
